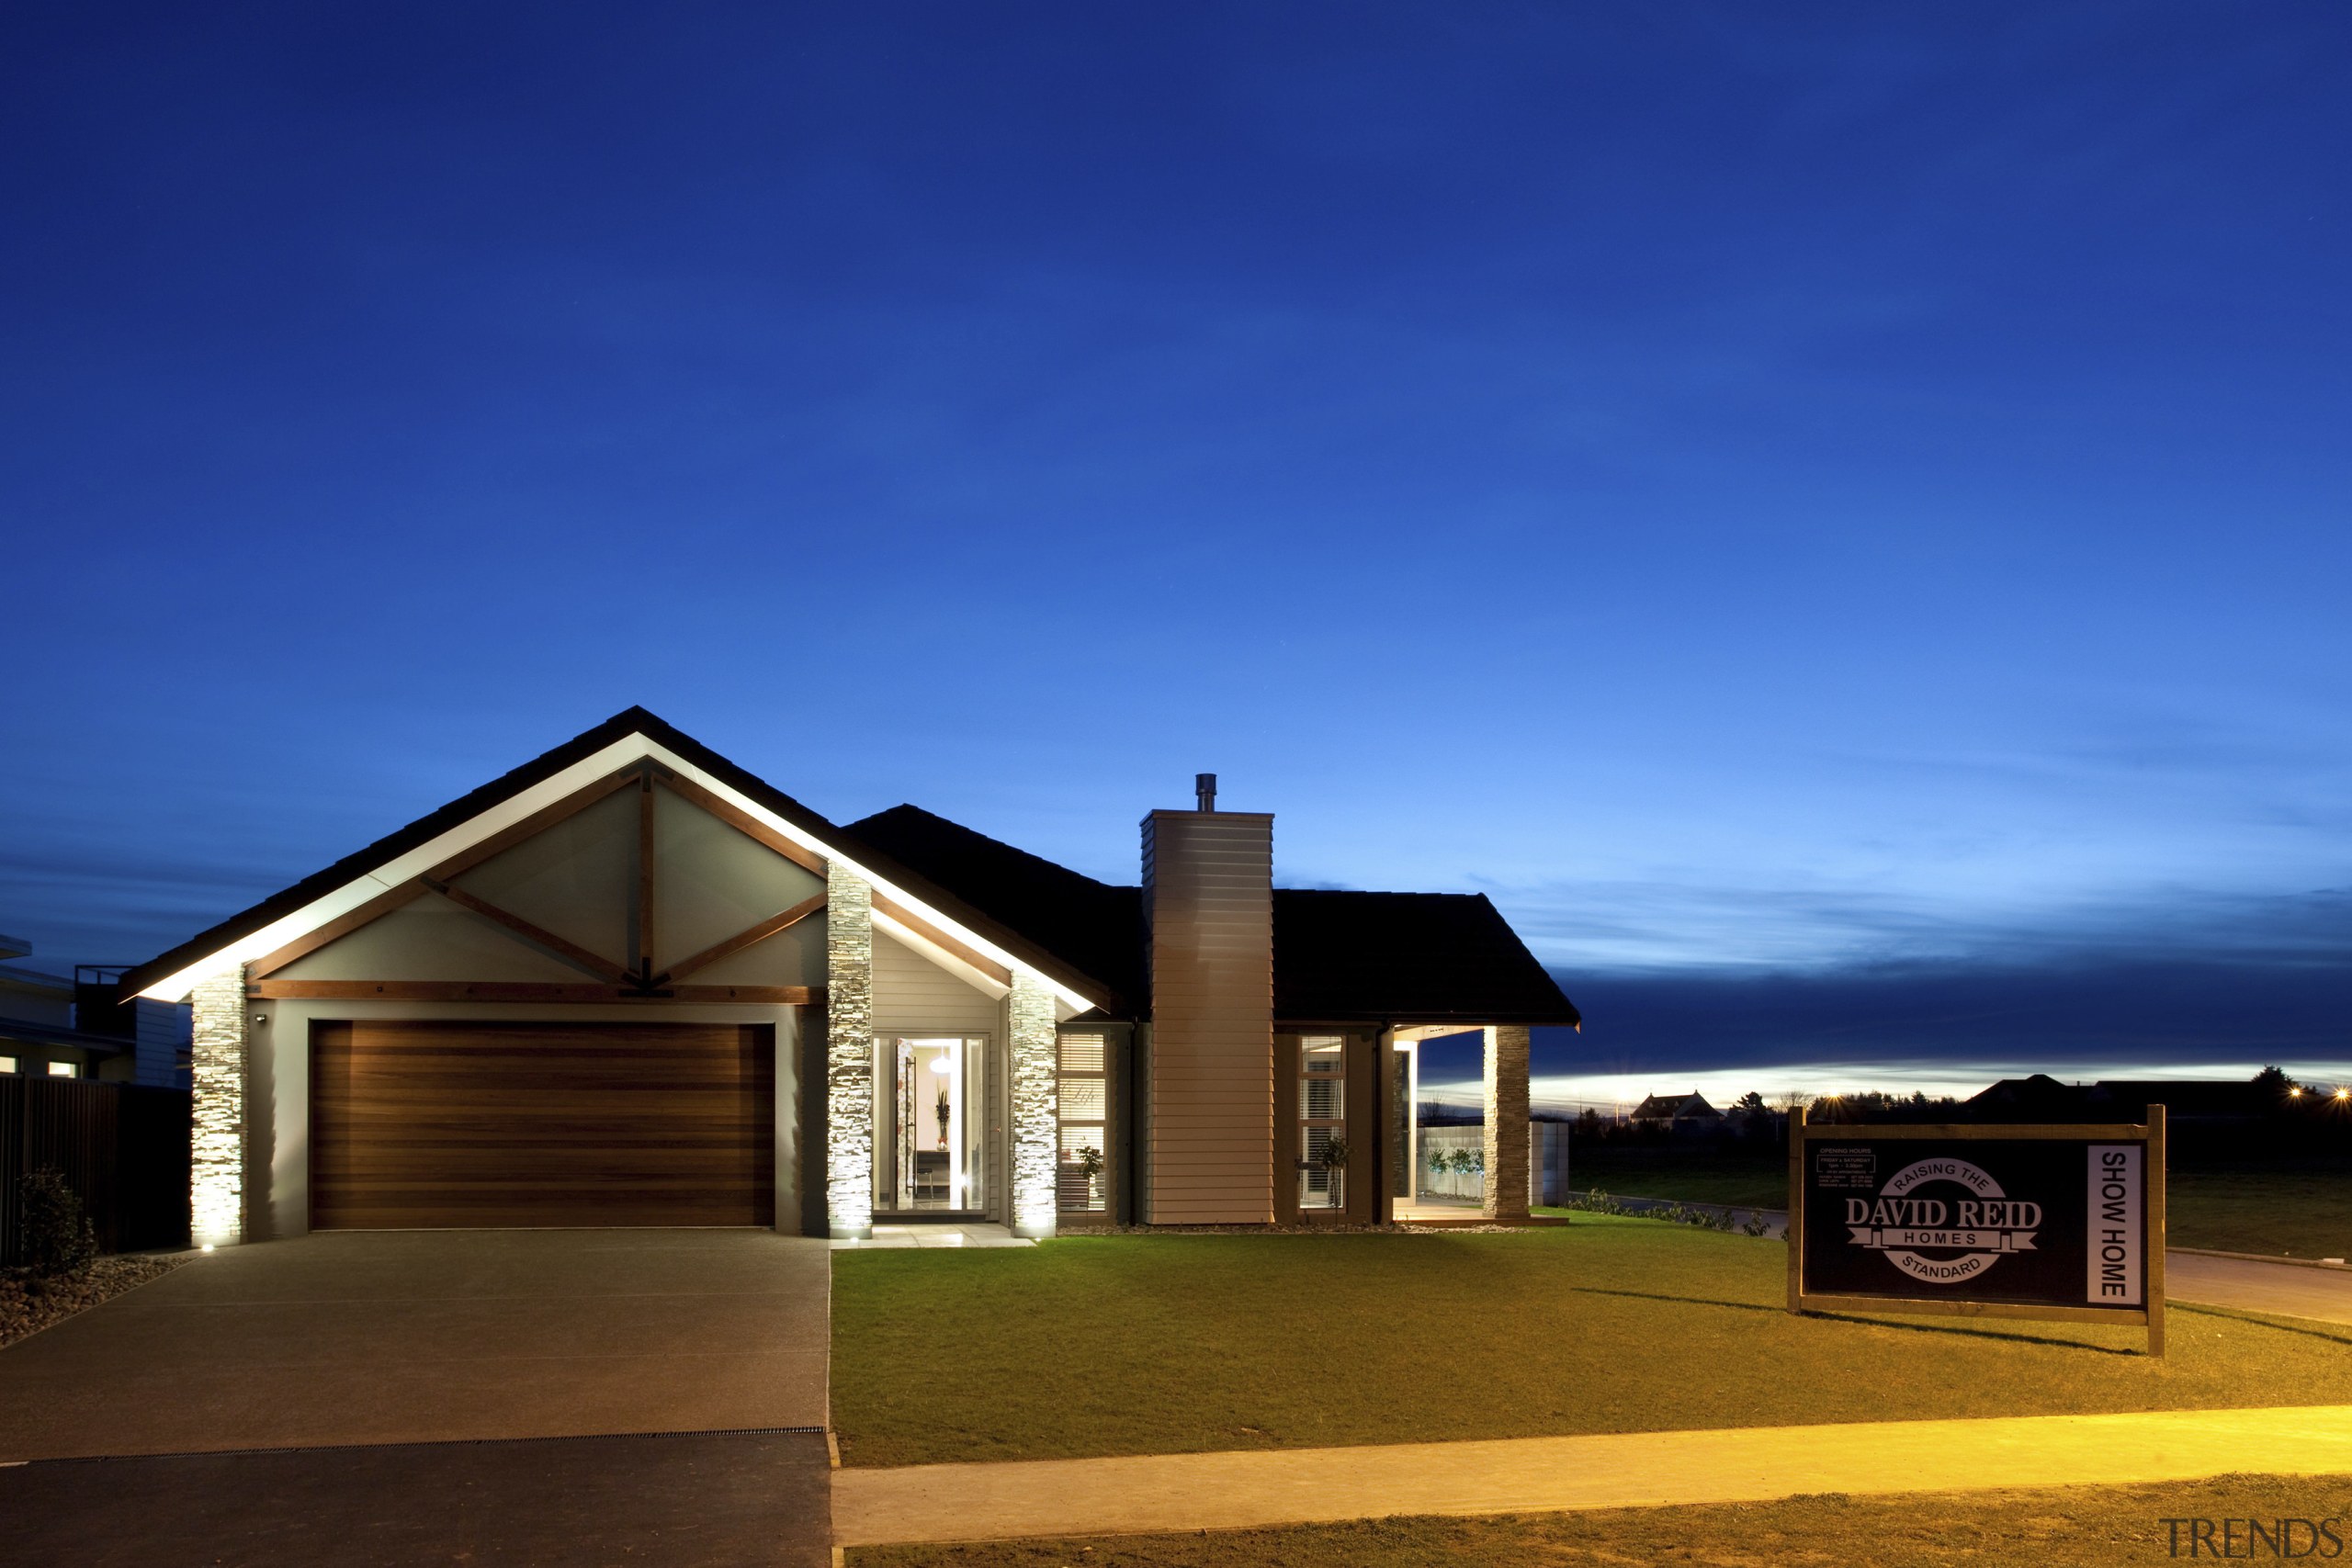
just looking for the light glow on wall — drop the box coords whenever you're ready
[825,864,876,1238]
[1008,970,1058,1238]
[189,967,246,1247]
[139,728,1095,1015]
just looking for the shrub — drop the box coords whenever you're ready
[20,1168,97,1280]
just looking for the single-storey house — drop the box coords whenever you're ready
[124,709,1578,1243]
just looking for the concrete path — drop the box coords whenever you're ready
[0,1229,831,1461]
[831,1404,2352,1547]
[829,1221,1035,1250]
[2169,1252,2352,1325]
[1,1429,831,1568]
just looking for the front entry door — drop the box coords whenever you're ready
[876,1035,989,1215]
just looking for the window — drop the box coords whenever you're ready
[1299,1035,1345,1209]
[0,1056,16,1075]
[47,1061,77,1079]
[1057,1032,1108,1213]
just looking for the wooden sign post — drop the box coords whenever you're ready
[1789,1104,2166,1356]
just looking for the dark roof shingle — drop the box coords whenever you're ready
[846,806,1580,1028]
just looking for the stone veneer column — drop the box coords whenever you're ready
[825,863,875,1238]
[189,967,248,1247]
[1483,1024,1531,1220]
[1007,970,1058,1239]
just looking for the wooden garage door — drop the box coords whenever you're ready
[311,1021,775,1229]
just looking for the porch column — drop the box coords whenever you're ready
[825,863,875,1239]
[1008,969,1058,1239]
[189,966,248,1247]
[1483,1023,1530,1220]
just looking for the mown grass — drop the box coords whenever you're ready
[831,1218,2352,1467]
[2169,1165,2352,1259]
[1557,1150,1785,1208]
[1561,1151,2352,1258]
[850,1472,2352,1567]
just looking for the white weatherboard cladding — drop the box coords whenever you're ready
[650,784,824,971]
[873,931,999,1034]
[270,895,588,983]
[1143,809,1274,1224]
[449,786,637,965]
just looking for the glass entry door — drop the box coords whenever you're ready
[879,1035,988,1214]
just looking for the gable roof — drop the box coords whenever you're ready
[1272,890,1579,1026]
[123,708,1114,1007]
[1631,1092,1721,1121]
[845,806,1580,1028]
[845,806,1144,1014]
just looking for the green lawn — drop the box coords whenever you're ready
[2170,1166,2352,1260]
[1555,1154,1787,1209]
[831,1219,2352,1468]
[851,1472,2352,1567]
[1558,1153,2352,1258]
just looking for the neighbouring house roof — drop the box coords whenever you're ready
[845,806,1581,1028]
[0,1017,130,1059]
[1631,1092,1722,1122]
[1969,1074,2278,1122]
[120,708,1118,1008]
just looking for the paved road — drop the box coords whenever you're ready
[2,1429,831,1568]
[2168,1253,2352,1325]
[0,1228,831,1461]
[834,1403,2352,1546]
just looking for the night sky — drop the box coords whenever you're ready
[7,6,2349,1103]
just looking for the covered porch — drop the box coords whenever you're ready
[1385,1022,1564,1224]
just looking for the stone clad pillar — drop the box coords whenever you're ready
[189,967,248,1247]
[825,863,875,1239]
[1008,970,1058,1239]
[1483,1024,1531,1220]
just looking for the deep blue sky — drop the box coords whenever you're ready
[7,5,2350,1097]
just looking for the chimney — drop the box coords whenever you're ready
[1141,777,1273,1224]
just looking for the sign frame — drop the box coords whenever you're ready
[1786,1104,2166,1356]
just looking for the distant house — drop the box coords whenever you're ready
[1629,1091,1724,1133]
[0,935,188,1086]
[1968,1072,2282,1124]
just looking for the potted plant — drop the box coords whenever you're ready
[935,1087,951,1151]
[1059,1144,1103,1209]
[1317,1134,1350,1209]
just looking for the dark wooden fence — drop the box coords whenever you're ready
[0,1077,190,1266]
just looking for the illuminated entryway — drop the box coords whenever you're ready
[878,1035,989,1214]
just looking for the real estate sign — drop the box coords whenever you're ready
[1787,1109,2166,1355]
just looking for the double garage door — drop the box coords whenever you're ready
[311,1021,775,1229]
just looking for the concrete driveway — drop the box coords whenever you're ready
[0,1228,831,1461]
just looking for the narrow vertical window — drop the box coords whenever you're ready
[1057,1032,1108,1213]
[1300,1035,1345,1210]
